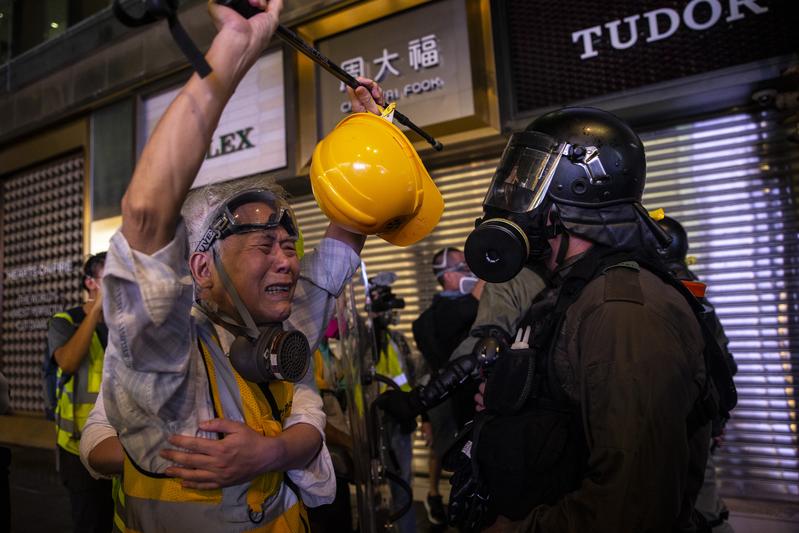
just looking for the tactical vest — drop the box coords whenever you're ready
[121,325,309,533]
[53,309,106,455]
[471,248,736,526]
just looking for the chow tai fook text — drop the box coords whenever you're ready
[337,33,445,113]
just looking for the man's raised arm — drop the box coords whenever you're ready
[121,1,282,254]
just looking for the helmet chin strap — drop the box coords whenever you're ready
[554,231,570,266]
[205,244,262,340]
[543,207,569,267]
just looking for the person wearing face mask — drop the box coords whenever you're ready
[411,247,484,526]
[462,107,736,532]
[379,107,736,532]
[78,2,414,531]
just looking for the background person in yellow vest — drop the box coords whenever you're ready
[92,2,390,531]
[47,252,113,533]
[368,272,420,533]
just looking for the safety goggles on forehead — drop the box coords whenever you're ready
[195,189,299,253]
[483,131,568,214]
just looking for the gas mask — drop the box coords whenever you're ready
[465,131,571,283]
[195,189,310,384]
[465,206,555,284]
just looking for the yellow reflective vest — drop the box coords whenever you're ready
[375,331,412,392]
[120,327,309,533]
[53,310,105,455]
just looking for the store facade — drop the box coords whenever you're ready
[0,0,796,526]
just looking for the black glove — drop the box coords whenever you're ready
[375,389,424,434]
[484,347,536,414]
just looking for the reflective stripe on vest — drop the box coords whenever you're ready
[122,323,308,532]
[53,311,104,455]
[112,475,126,533]
[375,333,411,392]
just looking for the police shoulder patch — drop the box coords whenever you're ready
[602,261,644,304]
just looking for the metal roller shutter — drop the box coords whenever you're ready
[293,106,799,501]
[640,108,799,502]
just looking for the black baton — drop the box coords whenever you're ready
[217,0,444,151]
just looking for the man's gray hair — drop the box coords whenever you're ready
[182,174,288,251]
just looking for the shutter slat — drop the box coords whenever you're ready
[642,108,799,503]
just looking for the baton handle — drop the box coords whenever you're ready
[216,0,444,151]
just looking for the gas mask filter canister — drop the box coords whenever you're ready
[229,327,310,383]
[464,217,530,284]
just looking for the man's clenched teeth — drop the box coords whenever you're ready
[265,284,291,294]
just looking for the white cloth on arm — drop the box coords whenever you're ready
[98,220,360,505]
[79,380,116,480]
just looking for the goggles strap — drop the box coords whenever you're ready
[193,301,249,339]
[435,263,467,279]
[212,245,261,339]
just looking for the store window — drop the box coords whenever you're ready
[2,0,106,60]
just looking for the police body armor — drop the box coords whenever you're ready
[446,247,737,531]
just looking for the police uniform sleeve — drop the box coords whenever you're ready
[514,270,707,532]
[450,267,546,360]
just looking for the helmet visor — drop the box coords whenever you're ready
[195,189,299,252]
[484,132,566,214]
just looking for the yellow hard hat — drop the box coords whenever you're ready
[310,111,444,247]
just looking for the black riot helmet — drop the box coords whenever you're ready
[656,216,689,264]
[466,107,668,282]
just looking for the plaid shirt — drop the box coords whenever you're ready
[96,221,359,505]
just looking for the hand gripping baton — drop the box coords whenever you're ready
[216,0,444,151]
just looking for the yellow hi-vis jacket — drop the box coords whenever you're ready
[375,331,412,392]
[112,476,125,533]
[120,327,309,533]
[53,310,104,455]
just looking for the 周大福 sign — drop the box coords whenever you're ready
[140,51,286,188]
[317,0,474,135]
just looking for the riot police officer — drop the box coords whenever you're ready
[380,107,735,532]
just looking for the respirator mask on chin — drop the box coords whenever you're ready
[195,190,310,384]
[458,275,479,295]
[465,131,567,283]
